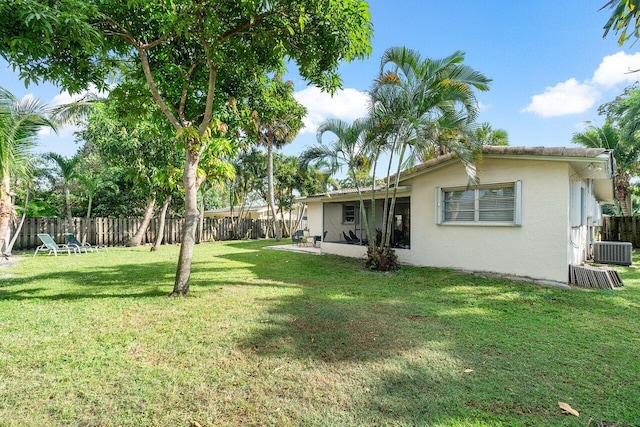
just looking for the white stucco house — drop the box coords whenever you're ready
[204,204,305,222]
[300,146,615,284]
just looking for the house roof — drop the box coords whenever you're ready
[299,146,615,203]
[301,185,412,203]
[205,205,271,215]
[398,146,614,182]
[204,203,304,216]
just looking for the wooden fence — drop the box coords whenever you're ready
[10,217,302,250]
[601,216,640,247]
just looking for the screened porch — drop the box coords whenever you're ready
[321,197,411,249]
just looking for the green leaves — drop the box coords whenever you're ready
[0,88,57,180]
[602,0,640,45]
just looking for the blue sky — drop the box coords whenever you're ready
[1,0,638,159]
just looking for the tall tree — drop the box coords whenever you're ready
[302,117,375,243]
[303,48,490,270]
[80,101,183,247]
[572,122,637,215]
[250,76,306,241]
[0,87,57,254]
[369,47,490,266]
[226,148,265,239]
[44,153,81,232]
[0,0,372,295]
[598,85,640,214]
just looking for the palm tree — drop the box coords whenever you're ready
[252,77,306,240]
[572,122,638,215]
[417,121,508,161]
[45,152,81,232]
[371,47,491,249]
[0,87,57,254]
[301,117,376,244]
[473,122,509,146]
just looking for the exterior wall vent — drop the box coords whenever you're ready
[593,242,632,266]
[569,264,623,289]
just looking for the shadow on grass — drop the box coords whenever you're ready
[215,241,640,425]
[3,240,639,424]
[0,260,176,301]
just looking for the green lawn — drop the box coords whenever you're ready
[1,240,639,426]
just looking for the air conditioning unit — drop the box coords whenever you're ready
[593,242,632,266]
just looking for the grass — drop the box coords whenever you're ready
[1,240,639,426]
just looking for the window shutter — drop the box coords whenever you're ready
[514,180,522,226]
[435,187,443,224]
[570,180,582,227]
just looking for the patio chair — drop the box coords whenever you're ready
[313,230,327,247]
[292,230,305,246]
[343,231,354,244]
[348,230,361,244]
[34,233,79,256]
[64,233,108,253]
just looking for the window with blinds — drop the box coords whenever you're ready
[342,204,358,224]
[438,182,521,225]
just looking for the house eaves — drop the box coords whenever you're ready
[299,186,412,203]
[397,146,614,183]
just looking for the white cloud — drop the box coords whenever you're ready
[39,122,80,138]
[38,89,81,137]
[523,52,640,118]
[591,51,640,88]
[522,78,600,117]
[50,91,82,106]
[294,86,369,134]
[38,84,106,138]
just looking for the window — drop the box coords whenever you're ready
[342,204,357,224]
[436,181,521,225]
[570,180,588,227]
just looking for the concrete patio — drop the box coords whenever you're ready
[264,243,322,255]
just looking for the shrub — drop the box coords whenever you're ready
[366,245,399,271]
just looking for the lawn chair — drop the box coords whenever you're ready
[348,230,361,244]
[292,230,304,246]
[34,233,79,256]
[313,230,327,247]
[343,231,354,244]
[64,233,108,253]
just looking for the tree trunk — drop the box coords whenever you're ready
[197,195,204,244]
[267,141,282,241]
[65,186,73,233]
[83,195,93,245]
[615,173,632,216]
[151,196,171,252]
[5,187,29,255]
[384,143,407,248]
[127,198,156,247]
[0,175,13,254]
[172,148,200,296]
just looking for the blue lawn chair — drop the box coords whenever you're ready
[34,234,79,256]
[64,233,108,253]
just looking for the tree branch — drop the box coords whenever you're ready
[99,14,181,129]
[136,46,182,130]
[141,34,171,50]
[179,61,202,123]
[197,11,217,137]
[198,59,217,137]
[218,10,278,42]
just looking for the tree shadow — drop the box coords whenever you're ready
[215,242,640,424]
[218,247,480,364]
[0,260,176,301]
